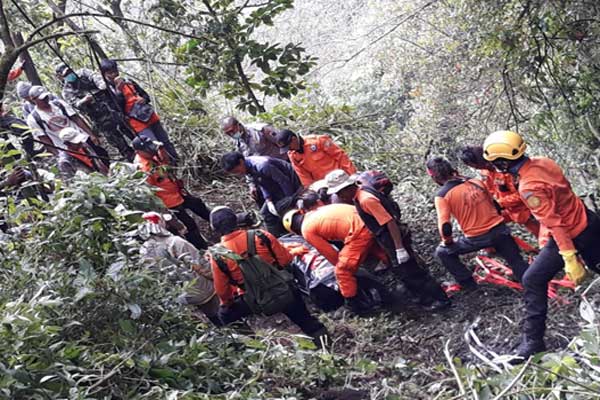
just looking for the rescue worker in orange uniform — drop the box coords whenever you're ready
[100,59,178,164]
[427,156,529,290]
[483,130,600,362]
[274,129,357,187]
[325,169,450,310]
[207,207,328,342]
[283,204,392,313]
[459,145,540,238]
[132,136,210,249]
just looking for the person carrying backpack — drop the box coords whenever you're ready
[56,63,135,161]
[25,86,109,168]
[207,206,328,346]
[99,59,178,165]
[324,169,450,311]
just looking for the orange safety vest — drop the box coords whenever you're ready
[121,82,160,133]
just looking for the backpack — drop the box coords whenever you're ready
[357,170,394,196]
[355,170,402,236]
[212,230,295,316]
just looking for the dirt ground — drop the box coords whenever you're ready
[189,180,592,398]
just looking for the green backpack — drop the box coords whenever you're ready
[212,230,295,316]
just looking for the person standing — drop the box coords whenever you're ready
[482,130,600,362]
[57,127,109,179]
[25,85,109,167]
[100,59,178,164]
[220,116,285,160]
[132,136,210,249]
[459,145,540,239]
[56,63,135,161]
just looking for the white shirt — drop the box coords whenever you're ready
[26,100,89,147]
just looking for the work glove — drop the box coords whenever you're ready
[266,200,279,216]
[559,250,586,285]
[396,248,410,264]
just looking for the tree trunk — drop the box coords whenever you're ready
[12,33,42,85]
[44,0,108,59]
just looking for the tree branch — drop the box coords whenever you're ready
[26,11,217,45]
[16,30,99,54]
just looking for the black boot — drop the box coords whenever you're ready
[510,336,546,365]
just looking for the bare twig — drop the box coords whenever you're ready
[444,339,466,396]
[491,358,532,400]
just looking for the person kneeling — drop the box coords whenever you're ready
[426,157,529,290]
[207,206,329,347]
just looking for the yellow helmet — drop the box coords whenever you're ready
[482,130,527,161]
[282,209,300,233]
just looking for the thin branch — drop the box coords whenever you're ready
[16,30,99,53]
[26,12,217,45]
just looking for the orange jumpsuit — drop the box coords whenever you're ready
[301,204,375,298]
[516,157,587,252]
[435,178,504,242]
[288,134,357,187]
[135,148,183,208]
[209,229,293,305]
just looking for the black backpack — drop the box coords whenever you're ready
[212,230,295,316]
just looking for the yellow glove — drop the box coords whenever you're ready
[559,250,586,285]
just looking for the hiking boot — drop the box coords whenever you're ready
[509,338,546,365]
[345,296,374,316]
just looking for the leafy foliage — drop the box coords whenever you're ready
[163,0,317,114]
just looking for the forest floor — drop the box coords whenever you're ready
[193,181,587,399]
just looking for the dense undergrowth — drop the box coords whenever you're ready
[2,0,600,398]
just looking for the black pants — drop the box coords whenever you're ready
[435,223,529,284]
[219,290,326,337]
[95,116,135,161]
[378,227,449,304]
[260,200,287,237]
[86,139,111,169]
[171,195,211,250]
[522,208,600,343]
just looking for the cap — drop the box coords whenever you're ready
[274,129,296,148]
[209,206,238,234]
[59,127,87,144]
[16,81,32,98]
[55,63,70,77]
[309,179,328,192]
[325,169,357,195]
[28,85,50,100]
